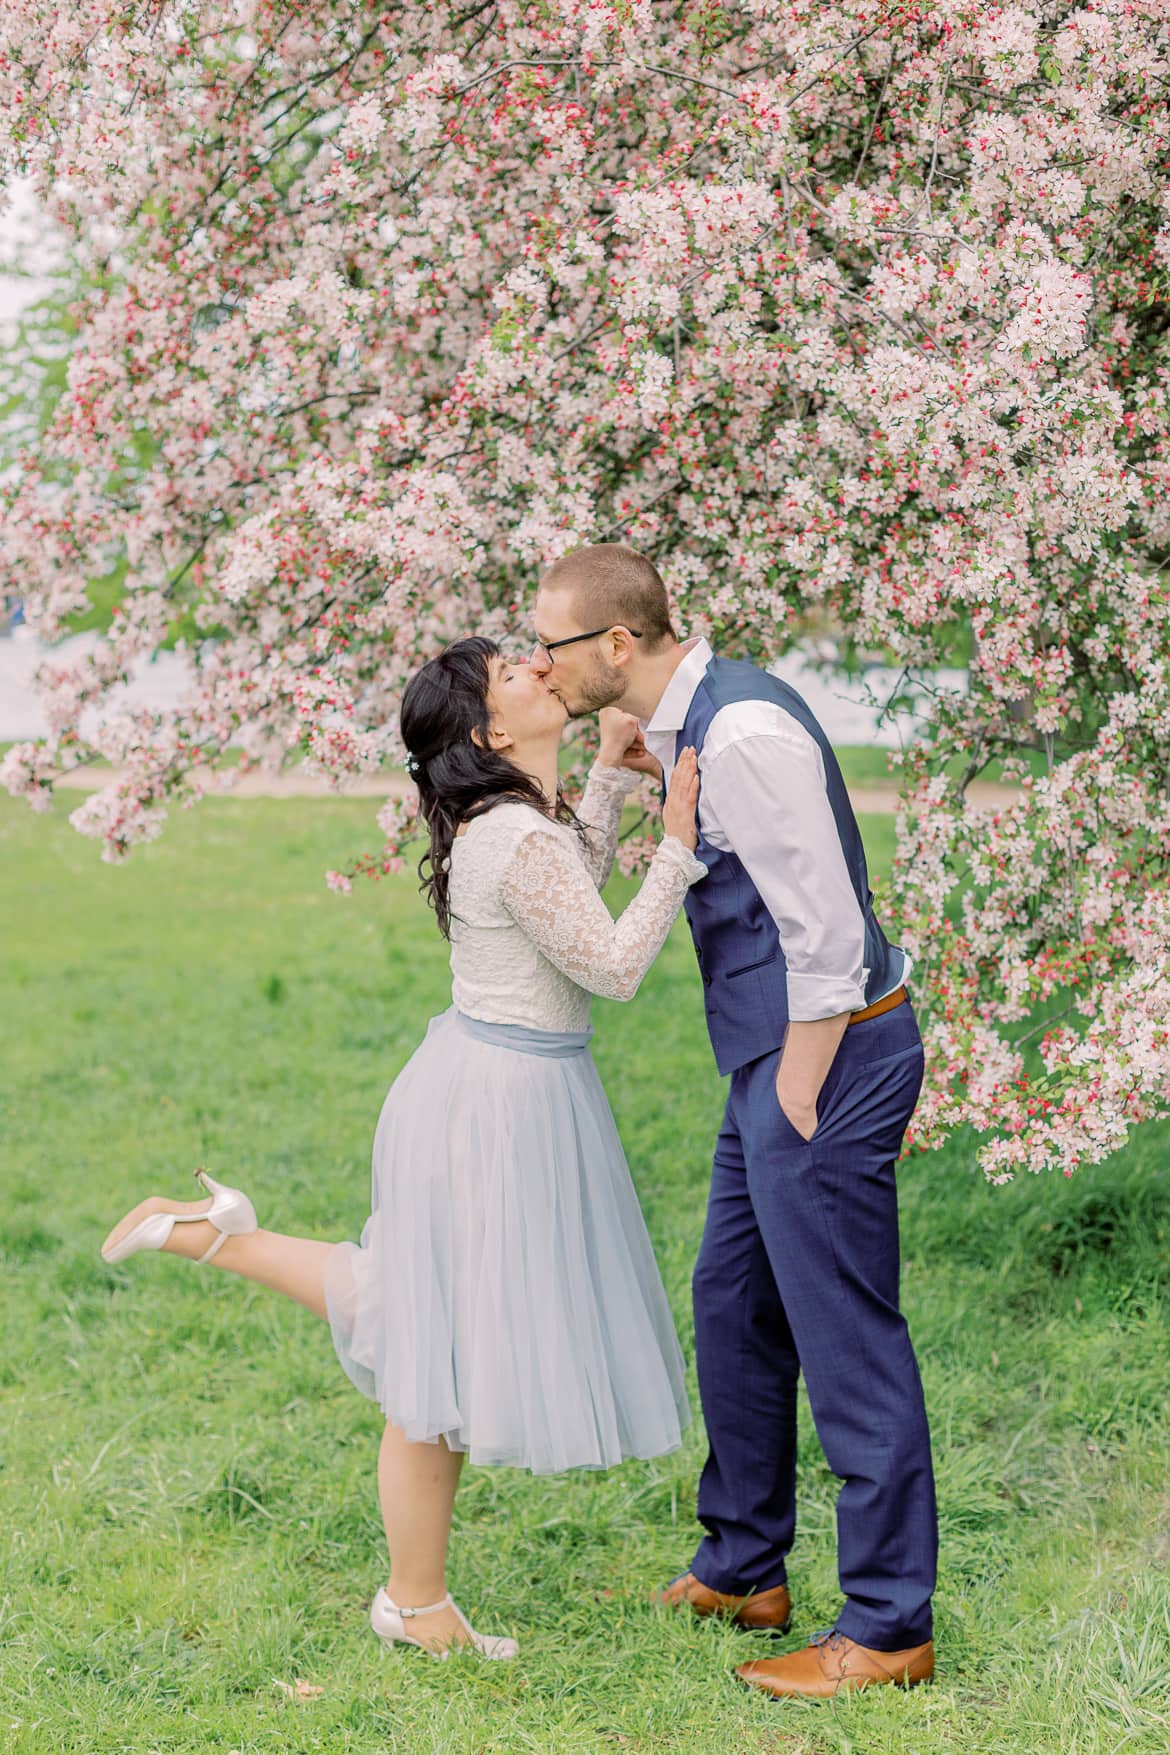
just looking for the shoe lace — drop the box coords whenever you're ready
[810,1628,850,1656]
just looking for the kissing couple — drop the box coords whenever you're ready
[102,543,937,1699]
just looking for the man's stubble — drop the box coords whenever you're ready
[560,652,629,718]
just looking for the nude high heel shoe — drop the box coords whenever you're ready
[101,1168,258,1266]
[369,1588,518,1661]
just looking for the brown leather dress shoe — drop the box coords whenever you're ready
[737,1629,934,1698]
[653,1572,792,1633]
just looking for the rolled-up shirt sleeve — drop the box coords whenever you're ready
[701,729,869,1021]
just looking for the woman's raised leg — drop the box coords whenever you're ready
[101,1193,332,1319]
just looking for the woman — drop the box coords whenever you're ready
[101,636,705,1661]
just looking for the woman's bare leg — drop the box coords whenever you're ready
[103,1199,473,1649]
[102,1196,332,1319]
[378,1421,469,1651]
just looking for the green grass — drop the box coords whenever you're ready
[2,792,1169,1755]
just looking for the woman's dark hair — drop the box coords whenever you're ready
[399,636,581,938]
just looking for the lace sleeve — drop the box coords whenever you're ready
[574,763,641,887]
[499,825,706,1002]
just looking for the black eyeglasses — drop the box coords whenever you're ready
[533,625,643,663]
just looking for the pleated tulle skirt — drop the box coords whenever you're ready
[324,1007,691,1473]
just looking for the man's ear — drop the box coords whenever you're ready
[605,627,637,669]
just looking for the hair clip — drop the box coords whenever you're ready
[404,753,421,776]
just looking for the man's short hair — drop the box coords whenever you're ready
[539,543,676,647]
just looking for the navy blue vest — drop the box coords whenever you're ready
[674,655,905,1076]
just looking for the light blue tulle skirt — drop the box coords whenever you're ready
[324,1007,691,1473]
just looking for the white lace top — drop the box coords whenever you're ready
[448,764,707,1034]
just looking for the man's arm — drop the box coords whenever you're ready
[701,722,869,1139]
[772,1013,852,1140]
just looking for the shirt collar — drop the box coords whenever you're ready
[642,637,713,736]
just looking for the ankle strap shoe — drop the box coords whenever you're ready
[101,1168,258,1265]
[369,1587,518,1661]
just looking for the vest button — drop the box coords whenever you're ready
[703,973,712,986]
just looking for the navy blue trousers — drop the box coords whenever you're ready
[690,996,937,1649]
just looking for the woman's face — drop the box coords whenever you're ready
[484,652,567,754]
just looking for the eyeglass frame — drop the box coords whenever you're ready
[533,624,643,664]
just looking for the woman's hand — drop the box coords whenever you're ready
[598,706,662,778]
[662,747,700,850]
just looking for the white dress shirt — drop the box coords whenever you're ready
[642,638,910,1022]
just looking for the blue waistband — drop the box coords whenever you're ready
[453,1009,593,1059]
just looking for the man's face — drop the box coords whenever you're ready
[530,586,628,717]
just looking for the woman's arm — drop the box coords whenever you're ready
[499,826,705,1001]
[500,746,704,1002]
[573,707,655,888]
[574,763,640,888]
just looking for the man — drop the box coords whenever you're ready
[529,543,937,1699]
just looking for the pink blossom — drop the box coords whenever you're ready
[3,0,1170,1175]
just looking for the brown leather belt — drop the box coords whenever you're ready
[848,985,908,1026]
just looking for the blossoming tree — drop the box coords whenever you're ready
[3,0,1169,1178]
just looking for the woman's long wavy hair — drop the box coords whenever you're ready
[399,636,581,938]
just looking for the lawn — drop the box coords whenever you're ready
[2,791,1169,1755]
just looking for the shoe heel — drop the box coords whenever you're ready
[192,1170,258,1264]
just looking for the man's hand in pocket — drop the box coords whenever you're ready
[775,1013,853,1142]
[774,1068,819,1141]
